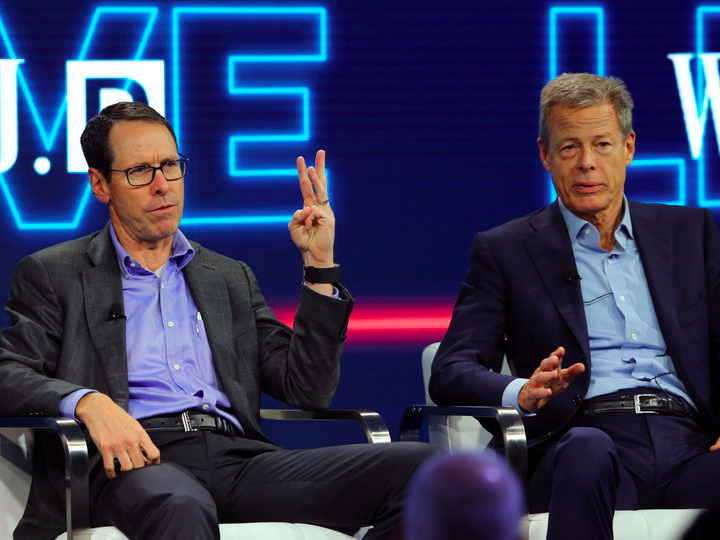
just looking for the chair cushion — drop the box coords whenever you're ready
[523,509,703,540]
[56,523,357,539]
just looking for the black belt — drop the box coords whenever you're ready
[139,411,238,436]
[582,391,695,418]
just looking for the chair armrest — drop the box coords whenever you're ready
[0,417,90,540]
[260,409,392,444]
[398,404,527,483]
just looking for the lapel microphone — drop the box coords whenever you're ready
[109,302,127,320]
[562,266,582,284]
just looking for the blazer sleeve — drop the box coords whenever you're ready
[0,254,84,416]
[429,232,516,406]
[239,261,354,410]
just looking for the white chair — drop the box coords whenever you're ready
[398,342,704,540]
[1,409,388,540]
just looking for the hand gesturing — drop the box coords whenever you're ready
[517,347,585,413]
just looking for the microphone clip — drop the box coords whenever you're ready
[562,266,582,284]
[109,303,127,321]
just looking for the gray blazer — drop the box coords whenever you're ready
[0,224,353,538]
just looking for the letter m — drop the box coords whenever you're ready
[668,53,720,159]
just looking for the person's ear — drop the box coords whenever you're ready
[89,168,110,204]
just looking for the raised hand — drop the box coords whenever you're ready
[517,347,585,413]
[289,150,335,266]
[289,150,336,295]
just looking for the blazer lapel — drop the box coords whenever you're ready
[629,202,678,354]
[183,247,233,368]
[183,248,256,431]
[82,226,129,408]
[524,203,591,360]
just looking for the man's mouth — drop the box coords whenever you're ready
[149,204,175,213]
[573,182,602,193]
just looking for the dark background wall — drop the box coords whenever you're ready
[0,0,717,446]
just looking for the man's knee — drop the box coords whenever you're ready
[333,441,439,497]
[557,427,616,455]
[97,463,219,539]
[554,427,621,483]
[387,441,441,461]
[374,442,440,476]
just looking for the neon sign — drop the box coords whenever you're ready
[0,5,327,230]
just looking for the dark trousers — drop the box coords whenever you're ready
[527,402,720,540]
[90,430,436,540]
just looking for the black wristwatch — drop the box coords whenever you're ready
[303,264,341,284]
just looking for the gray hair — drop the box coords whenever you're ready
[539,73,633,146]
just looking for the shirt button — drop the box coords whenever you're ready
[607,259,612,265]
[161,283,165,289]
[584,229,590,235]
[202,404,209,411]
[167,321,174,328]
[619,295,625,302]
[130,262,136,268]
[631,332,637,340]
[173,363,180,370]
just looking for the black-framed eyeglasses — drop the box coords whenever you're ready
[107,154,188,186]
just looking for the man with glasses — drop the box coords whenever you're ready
[0,102,434,540]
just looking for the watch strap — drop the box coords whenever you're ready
[303,264,341,284]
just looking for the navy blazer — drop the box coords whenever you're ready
[430,200,720,448]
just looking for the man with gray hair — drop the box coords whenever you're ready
[431,72,720,540]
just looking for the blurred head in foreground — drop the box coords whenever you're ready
[404,452,524,540]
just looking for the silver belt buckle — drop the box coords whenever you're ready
[634,394,661,414]
[181,411,197,431]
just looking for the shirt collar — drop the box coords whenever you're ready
[557,196,634,249]
[109,222,195,278]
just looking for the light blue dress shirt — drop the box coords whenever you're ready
[502,198,695,411]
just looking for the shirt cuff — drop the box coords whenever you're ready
[59,389,97,421]
[501,377,536,417]
[302,282,340,299]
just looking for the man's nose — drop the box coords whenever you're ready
[150,168,169,192]
[578,146,595,170]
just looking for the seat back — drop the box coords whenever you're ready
[422,342,510,451]
[0,429,33,538]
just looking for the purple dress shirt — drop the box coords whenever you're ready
[59,224,243,433]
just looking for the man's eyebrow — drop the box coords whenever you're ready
[126,155,180,168]
[556,137,579,146]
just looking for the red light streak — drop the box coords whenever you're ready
[273,299,453,343]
